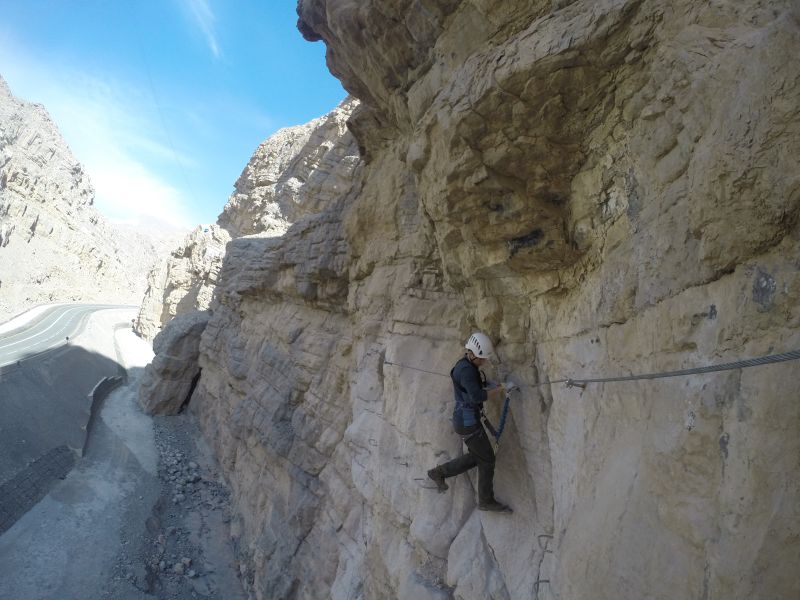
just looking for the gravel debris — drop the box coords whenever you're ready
[104,409,246,599]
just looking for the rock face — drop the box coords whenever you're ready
[134,99,360,340]
[138,310,210,415]
[135,224,230,341]
[219,97,360,237]
[142,2,800,599]
[0,76,170,321]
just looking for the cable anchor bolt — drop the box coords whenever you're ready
[566,379,586,389]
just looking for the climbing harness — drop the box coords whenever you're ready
[459,427,485,444]
[496,391,512,437]
[386,347,800,445]
[383,358,518,436]
[481,387,515,443]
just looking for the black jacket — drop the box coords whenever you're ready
[451,355,487,428]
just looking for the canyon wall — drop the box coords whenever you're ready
[134,98,359,340]
[0,76,170,321]
[135,224,230,341]
[143,1,800,598]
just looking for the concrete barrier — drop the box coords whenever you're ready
[82,375,126,456]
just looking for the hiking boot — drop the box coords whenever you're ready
[427,467,449,493]
[478,500,513,513]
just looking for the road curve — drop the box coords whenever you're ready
[0,304,137,367]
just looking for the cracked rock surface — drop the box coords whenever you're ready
[142,1,800,598]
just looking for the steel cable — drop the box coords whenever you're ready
[563,348,800,388]
[386,349,800,444]
[385,348,800,389]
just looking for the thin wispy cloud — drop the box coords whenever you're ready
[90,159,190,229]
[180,0,221,59]
[0,37,195,230]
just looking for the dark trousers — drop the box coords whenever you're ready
[437,423,496,504]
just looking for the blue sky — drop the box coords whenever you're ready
[0,1,346,231]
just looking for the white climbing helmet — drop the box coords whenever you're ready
[465,332,495,360]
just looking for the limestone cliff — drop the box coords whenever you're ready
[220,97,360,237]
[135,224,230,341]
[134,98,360,340]
[0,76,170,320]
[143,2,800,599]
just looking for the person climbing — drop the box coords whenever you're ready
[427,332,513,513]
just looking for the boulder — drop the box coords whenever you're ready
[138,310,210,415]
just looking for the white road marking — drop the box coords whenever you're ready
[0,306,86,349]
[0,303,70,335]
[0,305,135,367]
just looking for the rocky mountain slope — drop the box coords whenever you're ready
[141,1,800,599]
[134,98,360,340]
[0,76,173,321]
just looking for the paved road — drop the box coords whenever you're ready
[0,304,136,367]
[0,304,137,485]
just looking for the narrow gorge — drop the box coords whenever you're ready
[138,1,800,599]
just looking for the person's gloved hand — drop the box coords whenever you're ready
[504,380,519,393]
